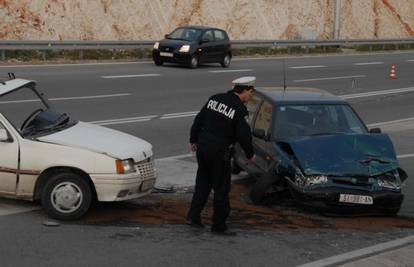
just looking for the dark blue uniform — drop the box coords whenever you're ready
[187,91,254,232]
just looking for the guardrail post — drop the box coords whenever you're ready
[305,45,309,54]
[1,50,5,61]
[79,50,83,60]
[42,50,46,61]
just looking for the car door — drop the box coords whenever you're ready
[234,94,262,174]
[0,118,19,195]
[250,100,275,173]
[213,30,228,60]
[198,30,215,63]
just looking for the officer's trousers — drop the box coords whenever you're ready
[187,144,231,231]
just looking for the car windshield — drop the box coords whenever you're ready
[274,104,367,139]
[168,28,202,41]
[286,134,399,177]
[0,86,74,137]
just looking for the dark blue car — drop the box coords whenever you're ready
[152,26,232,69]
[233,87,407,215]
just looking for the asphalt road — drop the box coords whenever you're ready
[1,52,414,266]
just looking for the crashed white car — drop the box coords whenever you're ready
[0,78,156,220]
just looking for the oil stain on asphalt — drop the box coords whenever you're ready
[83,180,414,231]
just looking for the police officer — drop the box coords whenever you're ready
[186,76,256,235]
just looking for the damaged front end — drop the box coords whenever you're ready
[277,134,407,215]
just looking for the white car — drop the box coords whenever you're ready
[0,78,156,220]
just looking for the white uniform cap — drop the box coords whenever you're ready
[232,76,256,87]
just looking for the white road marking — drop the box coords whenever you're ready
[341,87,414,99]
[0,61,153,68]
[367,117,414,127]
[209,69,253,73]
[353,62,384,65]
[289,65,326,69]
[88,115,157,126]
[160,111,198,119]
[101,74,160,79]
[0,93,131,104]
[398,153,414,159]
[406,59,414,62]
[297,235,414,267]
[293,75,366,83]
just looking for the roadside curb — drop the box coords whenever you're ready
[297,235,414,267]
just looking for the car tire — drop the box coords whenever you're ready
[231,159,242,175]
[221,53,231,68]
[250,173,275,205]
[189,55,199,69]
[154,58,164,66]
[41,172,92,220]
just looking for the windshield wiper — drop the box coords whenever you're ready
[170,37,187,41]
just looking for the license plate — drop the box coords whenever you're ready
[339,194,373,205]
[160,52,173,57]
[141,179,155,192]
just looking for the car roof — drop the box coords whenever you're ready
[177,25,224,31]
[0,78,36,97]
[255,87,347,105]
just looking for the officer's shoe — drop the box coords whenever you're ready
[211,228,237,236]
[185,218,205,228]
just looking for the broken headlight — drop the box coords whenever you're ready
[293,169,328,188]
[377,170,402,190]
[305,175,328,186]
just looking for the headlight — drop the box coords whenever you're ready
[377,170,401,189]
[305,175,328,186]
[116,159,135,174]
[179,45,190,53]
[153,42,159,50]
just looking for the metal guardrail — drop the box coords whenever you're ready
[1,38,413,60]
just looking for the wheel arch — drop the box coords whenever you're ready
[34,166,97,202]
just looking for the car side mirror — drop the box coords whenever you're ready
[253,129,268,140]
[0,129,11,142]
[164,34,170,39]
[369,128,382,134]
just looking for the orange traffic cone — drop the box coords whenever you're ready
[389,65,397,80]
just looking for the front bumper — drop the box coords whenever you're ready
[91,161,157,202]
[288,183,404,215]
[152,50,192,64]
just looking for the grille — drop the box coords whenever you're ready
[160,46,175,52]
[136,161,156,180]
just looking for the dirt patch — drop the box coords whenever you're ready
[83,180,414,231]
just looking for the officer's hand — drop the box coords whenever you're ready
[189,143,197,152]
[248,154,256,163]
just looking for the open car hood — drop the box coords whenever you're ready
[279,134,399,177]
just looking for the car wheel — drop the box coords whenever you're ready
[41,172,92,220]
[231,158,242,175]
[221,53,231,68]
[189,55,199,69]
[154,58,164,66]
[250,173,275,205]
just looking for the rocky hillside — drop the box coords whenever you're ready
[1,0,413,40]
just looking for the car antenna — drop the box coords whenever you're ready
[283,59,287,93]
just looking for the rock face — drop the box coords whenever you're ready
[1,0,413,40]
